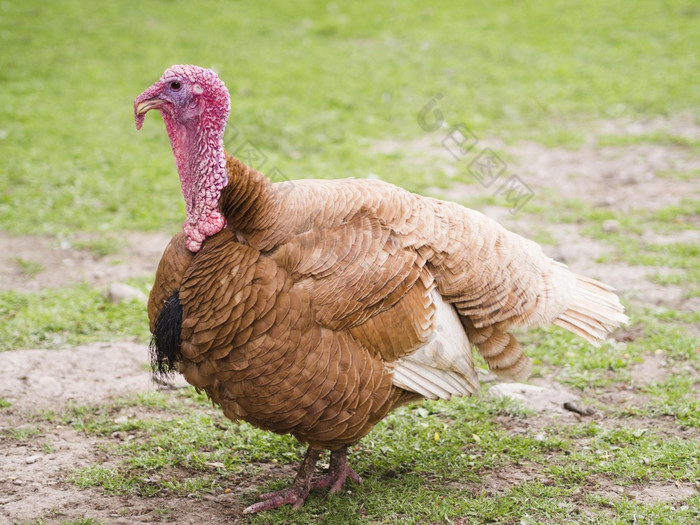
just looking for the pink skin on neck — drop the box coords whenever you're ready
[136,66,230,253]
[163,111,228,252]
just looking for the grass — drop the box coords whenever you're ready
[45,387,699,524]
[1,0,699,236]
[11,257,45,278]
[3,424,42,441]
[1,0,699,523]
[0,281,150,351]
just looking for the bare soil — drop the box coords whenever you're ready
[1,124,699,523]
[0,232,172,293]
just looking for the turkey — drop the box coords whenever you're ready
[134,65,627,513]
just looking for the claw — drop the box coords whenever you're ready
[311,452,362,495]
[243,486,308,514]
[243,446,360,513]
[243,447,320,514]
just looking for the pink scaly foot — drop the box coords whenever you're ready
[243,485,309,514]
[243,447,320,514]
[311,446,362,494]
[243,446,361,513]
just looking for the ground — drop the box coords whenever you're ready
[1,123,698,524]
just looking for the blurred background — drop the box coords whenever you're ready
[1,0,698,236]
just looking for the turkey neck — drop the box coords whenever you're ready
[169,120,227,215]
[164,112,228,252]
[166,111,280,249]
[218,156,281,239]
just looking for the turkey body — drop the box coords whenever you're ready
[149,158,622,450]
[137,65,626,512]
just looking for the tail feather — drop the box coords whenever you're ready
[463,319,532,381]
[463,273,626,382]
[552,274,628,346]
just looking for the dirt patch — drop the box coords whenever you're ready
[629,352,670,386]
[473,464,698,515]
[0,231,172,293]
[1,485,244,525]
[629,483,699,505]
[507,141,700,213]
[0,341,153,412]
[2,426,106,522]
[541,224,695,311]
[376,114,700,215]
[2,461,305,525]
[488,380,581,417]
[0,341,219,525]
[596,112,700,142]
[585,474,699,506]
[479,463,543,496]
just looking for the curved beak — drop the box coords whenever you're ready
[136,98,165,115]
[134,82,166,130]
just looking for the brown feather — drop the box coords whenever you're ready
[147,154,627,451]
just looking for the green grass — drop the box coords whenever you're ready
[52,387,699,524]
[0,281,150,351]
[1,0,699,236]
[3,424,42,441]
[11,257,45,277]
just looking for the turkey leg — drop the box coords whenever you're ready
[243,445,361,513]
[243,447,320,513]
[310,445,362,493]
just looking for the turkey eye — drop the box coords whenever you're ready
[170,81,182,91]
